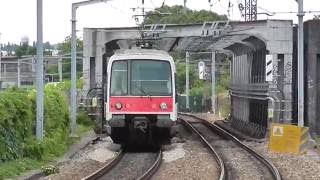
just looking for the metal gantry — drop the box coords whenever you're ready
[245,0,257,21]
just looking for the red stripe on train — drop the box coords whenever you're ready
[109,97,173,112]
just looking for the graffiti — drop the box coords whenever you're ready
[272,62,278,85]
[284,61,292,84]
[308,75,314,89]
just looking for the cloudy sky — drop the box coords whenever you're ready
[0,0,318,44]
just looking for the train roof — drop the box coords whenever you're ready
[112,48,171,58]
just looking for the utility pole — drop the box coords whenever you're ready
[297,0,304,127]
[36,0,44,140]
[17,59,21,88]
[211,50,216,114]
[185,51,190,111]
[58,57,62,82]
[71,0,110,136]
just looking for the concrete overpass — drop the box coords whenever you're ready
[83,19,293,138]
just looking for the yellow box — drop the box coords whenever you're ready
[269,123,309,154]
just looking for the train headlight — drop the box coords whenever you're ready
[160,102,168,110]
[115,102,122,110]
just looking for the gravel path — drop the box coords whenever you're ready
[153,123,219,180]
[41,137,120,180]
[245,141,320,180]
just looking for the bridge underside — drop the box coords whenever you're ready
[83,19,293,138]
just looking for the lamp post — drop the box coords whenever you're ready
[70,0,111,135]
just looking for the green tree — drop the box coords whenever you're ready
[144,5,227,24]
[57,36,83,79]
[58,36,83,54]
[15,45,36,57]
[176,62,199,94]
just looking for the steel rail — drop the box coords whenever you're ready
[137,149,163,180]
[179,118,226,180]
[179,113,282,180]
[82,149,124,180]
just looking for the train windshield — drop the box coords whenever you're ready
[131,60,172,96]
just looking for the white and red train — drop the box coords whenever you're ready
[103,48,177,146]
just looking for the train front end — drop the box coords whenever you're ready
[105,49,177,146]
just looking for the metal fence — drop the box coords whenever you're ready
[0,53,83,89]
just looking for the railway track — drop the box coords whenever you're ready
[82,148,162,180]
[179,113,281,180]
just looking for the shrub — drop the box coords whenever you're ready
[52,79,83,90]
[77,110,92,126]
[0,86,70,162]
[0,89,34,162]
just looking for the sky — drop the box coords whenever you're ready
[0,0,319,44]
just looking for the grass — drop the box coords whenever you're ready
[0,158,45,179]
[0,123,94,179]
[78,124,94,135]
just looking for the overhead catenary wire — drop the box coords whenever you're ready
[271,10,320,14]
[257,6,320,15]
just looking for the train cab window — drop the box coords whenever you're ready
[131,60,172,96]
[110,61,128,96]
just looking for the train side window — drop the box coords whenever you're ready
[110,61,128,96]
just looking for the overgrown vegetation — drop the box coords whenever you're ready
[174,53,231,97]
[0,87,69,157]
[0,87,74,179]
[58,36,83,80]
[0,88,34,162]
[144,5,227,24]
[46,79,84,91]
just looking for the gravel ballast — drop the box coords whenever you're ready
[41,137,120,180]
[245,141,320,180]
[154,141,220,180]
[153,123,220,180]
[196,113,320,180]
[189,119,270,180]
